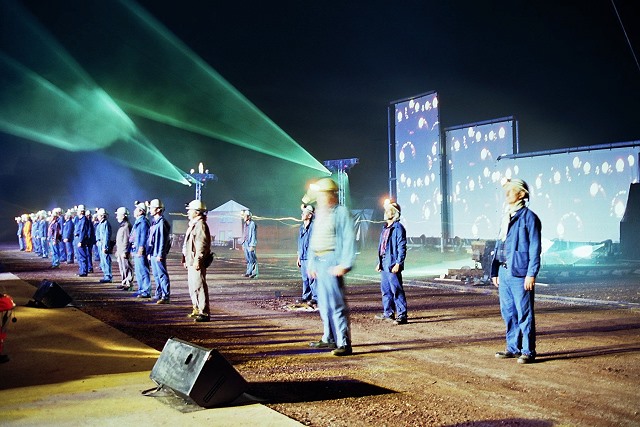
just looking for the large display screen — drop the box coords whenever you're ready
[392,92,441,238]
[497,147,639,243]
[445,118,516,239]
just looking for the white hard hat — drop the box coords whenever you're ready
[149,199,164,209]
[116,207,129,216]
[134,201,147,214]
[301,204,314,214]
[186,200,207,211]
[97,208,107,216]
[77,204,86,212]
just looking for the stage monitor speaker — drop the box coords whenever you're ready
[150,337,248,408]
[32,280,72,308]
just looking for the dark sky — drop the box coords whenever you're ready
[1,0,639,240]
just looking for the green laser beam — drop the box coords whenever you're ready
[24,0,329,174]
[0,0,189,185]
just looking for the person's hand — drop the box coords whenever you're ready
[249,246,255,252]
[194,262,200,271]
[375,263,382,272]
[331,265,349,277]
[492,277,499,288]
[391,263,401,274]
[524,276,535,291]
[297,258,302,268]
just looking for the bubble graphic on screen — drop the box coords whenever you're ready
[409,99,415,109]
[602,161,610,174]
[423,206,431,220]
[431,172,436,183]
[399,150,405,163]
[481,148,489,160]
[489,130,496,141]
[425,175,430,186]
[431,142,438,156]
[514,165,520,175]
[397,111,403,122]
[535,175,542,190]
[616,158,625,172]
[498,127,506,139]
[483,167,491,178]
[557,212,583,239]
[400,173,406,183]
[573,156,582,169]
[612,191,628,218]
[468,127,475,138]
[628,155,635,167]
[454,139,460,151]
[414,102,420,112]
[553,171,561,184]
[416,178,423,187]
[590,182,600,196]
[469,179,476,191]
[583,162,591,174]
[419,117,428,129]
[432,96,438,109]
[425,100,432,110]
[475,131,482,143]
[455,182,461,195]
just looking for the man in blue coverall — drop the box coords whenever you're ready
[491,178,542,364]
[306,178,356,356]
[148,199,171,304]
[297,203,317,307]
[95,208,113,283]
[375,199,408,325]
[74,205,92,277]
[131,202,152,299]
[241,210,258,278]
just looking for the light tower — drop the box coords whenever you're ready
[186,162,218,201]
[322,158,359,206]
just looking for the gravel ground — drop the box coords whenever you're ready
[1,245,639,426]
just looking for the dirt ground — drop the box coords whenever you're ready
[1,244,639,426]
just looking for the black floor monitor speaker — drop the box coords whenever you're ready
[32,280,72,308]
[150,338,248,408]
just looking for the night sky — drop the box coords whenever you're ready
[1,0,639,241]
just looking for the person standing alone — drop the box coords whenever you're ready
[491,178,542,364]
[374,199,408,325]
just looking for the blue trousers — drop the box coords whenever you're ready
[134,254,151,296]
[380,270,407,319]
[40,237,48,257]
[98,243,112,281]
[150,256,170,300]
[49,240,60,267]
[498,266,536,357]
[18,236,25,251]
[300,259,317,301]
[314,254,350,347]
[33,237,41,256]
[65,241,74,263]
[243,244,257,276]
[77,245,91,275]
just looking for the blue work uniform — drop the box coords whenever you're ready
[298,220,317,302]
[131,215,151,297]
[96,219,113,281]
[377,220,408,321]
[149,215,171,301]
[491,206,542,358]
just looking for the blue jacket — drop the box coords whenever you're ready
[62,219,75,241]
[377,221,407,272]
[131,215,150,254]
[149,215,171,257]
[96,219,112,248]
[491,206,542,278]
[75,216,92,246]
[308,205,356,272]
[297,220,313,260]
[242,220,257,247]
